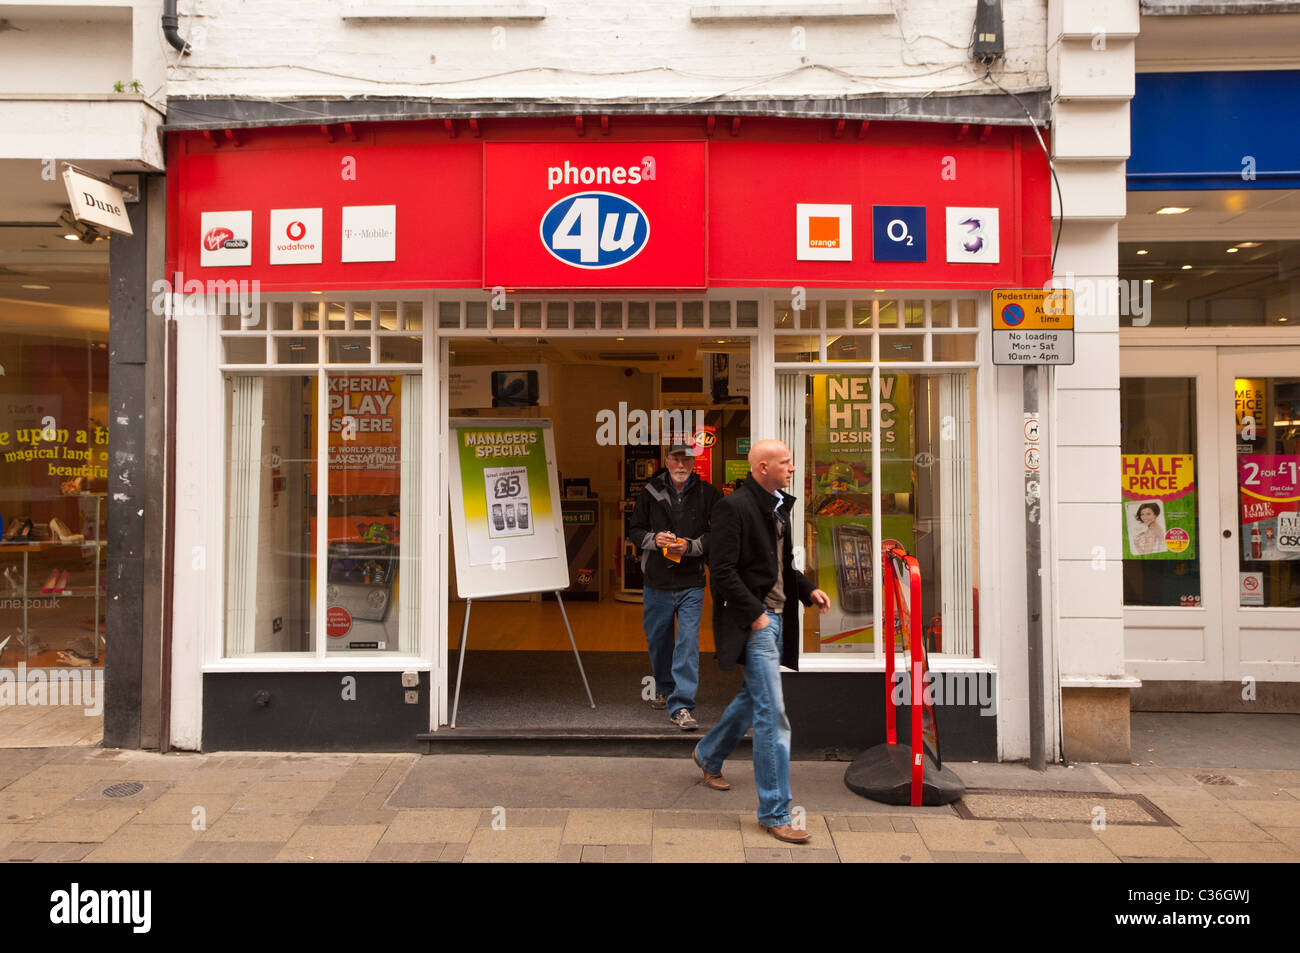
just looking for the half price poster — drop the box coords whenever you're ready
[1121,454,1197,560]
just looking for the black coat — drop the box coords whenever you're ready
[707,475,816,672]
[628,470,721,590]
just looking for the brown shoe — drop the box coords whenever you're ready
[692,748,730,791]
[762,823,811,844]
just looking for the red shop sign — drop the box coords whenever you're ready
[483,141,707,289]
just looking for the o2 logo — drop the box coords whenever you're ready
[540,192,649,268]
[872,206,926,263]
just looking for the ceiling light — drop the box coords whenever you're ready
[1279,317,1290,323]
[1237,241,1261,248]
[21,284,50,290]
[1181,264,1193,270]
[63,233,81,241]
[1226,247,1239,253]
[1155,206,1190,215]
[1135,249,1148,255]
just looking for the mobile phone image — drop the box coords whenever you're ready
[518,502,530,528]
[491,504,505,531]
[505,503,517,529]
[832,523,873,616]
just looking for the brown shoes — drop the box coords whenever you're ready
[692,748,730,791]
[762,823,811,844]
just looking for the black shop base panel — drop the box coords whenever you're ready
[200,662,998,760]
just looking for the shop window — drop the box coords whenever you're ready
[775,295,979,368]
[1233,377,1300,608]
[0,332,109,670]
[1120,240,1298,328]
[780,370,979,659]
[223,371,421,657]
[1120,378,1201,607]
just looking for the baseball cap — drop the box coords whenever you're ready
[666,442,694,457]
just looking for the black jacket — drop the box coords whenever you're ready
[628,469,721,591]
[708,475,816,671]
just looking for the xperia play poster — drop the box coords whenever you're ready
[1121,454,1197,560]
[1239,455,1300,561]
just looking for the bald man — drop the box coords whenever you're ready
[692,439,830,844]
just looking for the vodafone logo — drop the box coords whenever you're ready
[204,227,234,251]
[269,208,323,264]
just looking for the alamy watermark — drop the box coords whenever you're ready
[0,663,102,716]
[151,273,262,320]
[1043,272,1153,327]
[594,404,707,448]
[891,671,996,716]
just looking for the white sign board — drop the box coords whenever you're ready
[994,330,1075,365]
[62,167,132,236]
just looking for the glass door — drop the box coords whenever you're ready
[1120,348,1223,681]
[1218,350,1300,683]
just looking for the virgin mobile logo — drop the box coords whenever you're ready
[203,226,247,251]
[540,192,648,269]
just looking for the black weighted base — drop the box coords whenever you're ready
[843,742,966,806]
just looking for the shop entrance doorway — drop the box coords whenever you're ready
[1121,345,1300,694]
[437,297,757,731]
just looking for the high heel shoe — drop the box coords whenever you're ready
[2,518,31,543]
[48,518,84,544]
[40,569,60,594]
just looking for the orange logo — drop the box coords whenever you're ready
[808,216,840,248]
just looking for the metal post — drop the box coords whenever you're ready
[554,591,596,709]
[450,599,472,728]
[1024,365,1045,771]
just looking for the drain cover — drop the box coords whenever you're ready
[102,781,144,798]
[1195,774,1236,786]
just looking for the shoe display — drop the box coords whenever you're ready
[48,518,84,544]
[692,747,730,791]
[762,823,812,844]
[1,518,32,543]
[649,693,667,710]
[670,708,699,731]
[40,569,60,594]
[57,569,71,592]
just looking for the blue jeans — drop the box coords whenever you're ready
[642,586,703,715]
[694,615,792,827]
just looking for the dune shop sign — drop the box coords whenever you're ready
[61,166,133,236]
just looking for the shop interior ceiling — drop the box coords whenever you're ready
[0,159,113,329]
[449,335,725,373]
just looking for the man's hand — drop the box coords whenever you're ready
[655,531,676,548]
[810,589,831,613]
[750,612,771,631]
[667,538,688,556]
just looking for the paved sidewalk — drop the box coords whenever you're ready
[1,713,1298,862]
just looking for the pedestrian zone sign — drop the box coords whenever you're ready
[992,289,1074,366]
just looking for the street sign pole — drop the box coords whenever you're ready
[994,288,1070,773]
[1024,364,1045,772]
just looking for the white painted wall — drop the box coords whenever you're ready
[164,0,1048,100]
[1043,1,1137,723]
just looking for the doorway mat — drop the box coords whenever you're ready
[952,789,1176,827]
